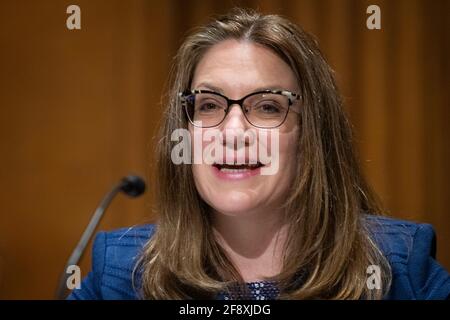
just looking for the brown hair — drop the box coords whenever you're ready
[137,8,391,299]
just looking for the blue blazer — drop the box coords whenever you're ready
[68,215,450,300]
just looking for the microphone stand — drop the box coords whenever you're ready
[55,176,145,299]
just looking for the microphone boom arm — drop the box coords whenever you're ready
[55,176,145,299]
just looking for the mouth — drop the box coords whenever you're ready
[211,162,264,180]
[213,161,264,172]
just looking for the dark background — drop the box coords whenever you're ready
[0,0,449,299]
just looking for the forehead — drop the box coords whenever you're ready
[191,39,298,96]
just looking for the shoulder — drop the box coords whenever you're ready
[364,215,450,299]
[69,217,450,300]
[68,224,155,300]
[364,215,436,259]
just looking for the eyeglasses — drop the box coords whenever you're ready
[179,89,301,128]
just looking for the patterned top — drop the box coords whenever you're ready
[219,281,280,300]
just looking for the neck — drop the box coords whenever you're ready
[212,208,288,282]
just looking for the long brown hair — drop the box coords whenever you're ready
[137,8,391,299]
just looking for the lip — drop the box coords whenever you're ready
[211,165,262,180]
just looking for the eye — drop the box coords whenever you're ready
[198,102,220,112]
[255,102,282,114]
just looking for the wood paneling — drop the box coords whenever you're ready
[0,0,448,299]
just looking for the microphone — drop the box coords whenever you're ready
[55,175,146,299]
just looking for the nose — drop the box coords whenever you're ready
[220,104,251,149]
[220,104,248,131]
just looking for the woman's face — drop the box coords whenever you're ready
[190,39,300,217]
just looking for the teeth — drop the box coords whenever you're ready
[220,168,251,173]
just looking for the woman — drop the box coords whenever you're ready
[69,8,450,300]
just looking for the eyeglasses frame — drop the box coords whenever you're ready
[179,89,301,129]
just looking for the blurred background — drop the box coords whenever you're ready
[0,0,449,299]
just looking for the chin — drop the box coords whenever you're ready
[207,196,259,217]
[211,206,256,217]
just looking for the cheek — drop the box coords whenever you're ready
[280,129,298,162]
[189,126,220,164]
[259,125,299,177]
[273,126,299,187]
[189,126,206,196]
[279,114,300,164]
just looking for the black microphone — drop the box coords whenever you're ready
[55,175,146,299]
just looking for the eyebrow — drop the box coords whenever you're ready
[193,82,224,94]
[193,82,288,95]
